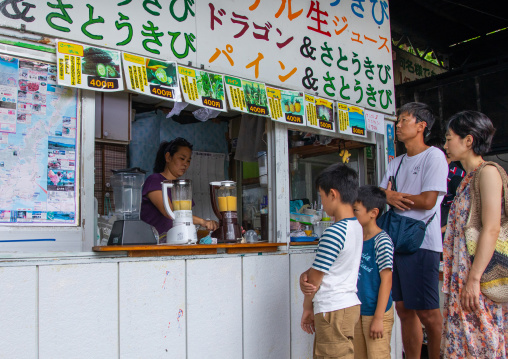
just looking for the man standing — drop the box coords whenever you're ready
[380,102,448,359]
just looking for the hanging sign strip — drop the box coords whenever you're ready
[177,66,226,112]
[225,76,270,117]
[305,95,335,133]
[337,103,367,137]
[56,40,123,92]
[122,53,181,102]
[266,86,306,126]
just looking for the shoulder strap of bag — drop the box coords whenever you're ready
[467,161,508,226]
[393,155,406,192]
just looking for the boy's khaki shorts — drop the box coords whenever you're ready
[353,304,394,359]
[313,305,360,359]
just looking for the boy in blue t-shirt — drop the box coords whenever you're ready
[352,185,394,359]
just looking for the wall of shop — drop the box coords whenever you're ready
[0,251,403,359]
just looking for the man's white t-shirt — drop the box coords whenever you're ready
[380,146,448,252]
[312,217,363,314]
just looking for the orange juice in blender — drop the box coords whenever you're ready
[226,196,237,211]
[218,196,228,212]
[173,200,192,210]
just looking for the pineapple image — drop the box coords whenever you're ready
[295,99,301,113]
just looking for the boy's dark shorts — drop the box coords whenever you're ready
[392,248,441,310]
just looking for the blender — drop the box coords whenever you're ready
[210,181,242,243]
[108,168,158,245]
[162,179,197,245]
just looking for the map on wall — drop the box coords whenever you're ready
[0,55,79,225]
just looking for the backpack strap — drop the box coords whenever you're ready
[392,155,406,192]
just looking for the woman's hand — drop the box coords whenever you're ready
[202,219,219,231]
[460,277,481,312]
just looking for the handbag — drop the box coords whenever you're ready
[464,161,508,303]
[377,155,436,254]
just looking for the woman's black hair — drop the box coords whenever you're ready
[153,137,193,173]
[446,110,495,156]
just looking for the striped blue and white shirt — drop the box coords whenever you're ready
[312,217,363,314]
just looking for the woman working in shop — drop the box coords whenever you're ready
[141,137,219,241]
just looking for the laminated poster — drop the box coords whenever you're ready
[266,86,305,126]
[56,40,123,92]
[304,94,335,132]
[0,54,79,225]
[177,66,226,112]
[365,109,385,135]
[225,76,270,117]
[122,53,181,102]
[337,103,367,137]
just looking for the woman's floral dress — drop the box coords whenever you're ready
[441,167,508,358]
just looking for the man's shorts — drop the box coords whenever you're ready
[392,248,441,310]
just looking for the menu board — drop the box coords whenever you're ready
[337,103,367,137]
[304,95,335,133]
[56,40,123,92]
[225,76,270,117]
[266,86,306,126]
[0,54,79,225]
[177,66,226,111]
[122,53,181,102]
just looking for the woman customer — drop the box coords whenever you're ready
[441,110,508,357]
[140,137,218,241]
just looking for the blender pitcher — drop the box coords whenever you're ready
[210,181,241,243]
[162,179,197,244]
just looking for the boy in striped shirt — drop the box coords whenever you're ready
[353,185,394,359]
[300,163,363,359]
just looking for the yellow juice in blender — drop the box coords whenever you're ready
[173,200,192,210]
[226,196,237,211]
[218,196,228,212]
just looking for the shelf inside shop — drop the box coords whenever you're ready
[289,138,367,159]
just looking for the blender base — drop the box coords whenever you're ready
[108,220,158,245]
[166,223,197,245]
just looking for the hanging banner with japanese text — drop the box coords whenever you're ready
[196,0,395,114]
[225,76,270,117]
[177,66,226,112]
[56,41,124,92]
[305,95,335,133]
[0,1,197,64]
[266,86,305,126]
[1,1,394,114]
[365,109,384,135]
[122,53,181,101]
[337,102,367,137]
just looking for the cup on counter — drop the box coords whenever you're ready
[304,224,313,236]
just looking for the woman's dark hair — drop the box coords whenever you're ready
[446,110,495,156]
[153,137,193,173]
[397,102,435,138]
[315,163,359,205]
[356,185,386,219]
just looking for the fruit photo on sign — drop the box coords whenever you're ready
[81,47,121,78]
[196,71,224,100]
[243,81,267,107]
[145,59,177,87]
[317,102,333,123]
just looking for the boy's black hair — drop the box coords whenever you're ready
[446,110,496,156]
[356,185,386,219]
[397,102,435,138]
[153,137,193,173]
[315,163,358,205]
